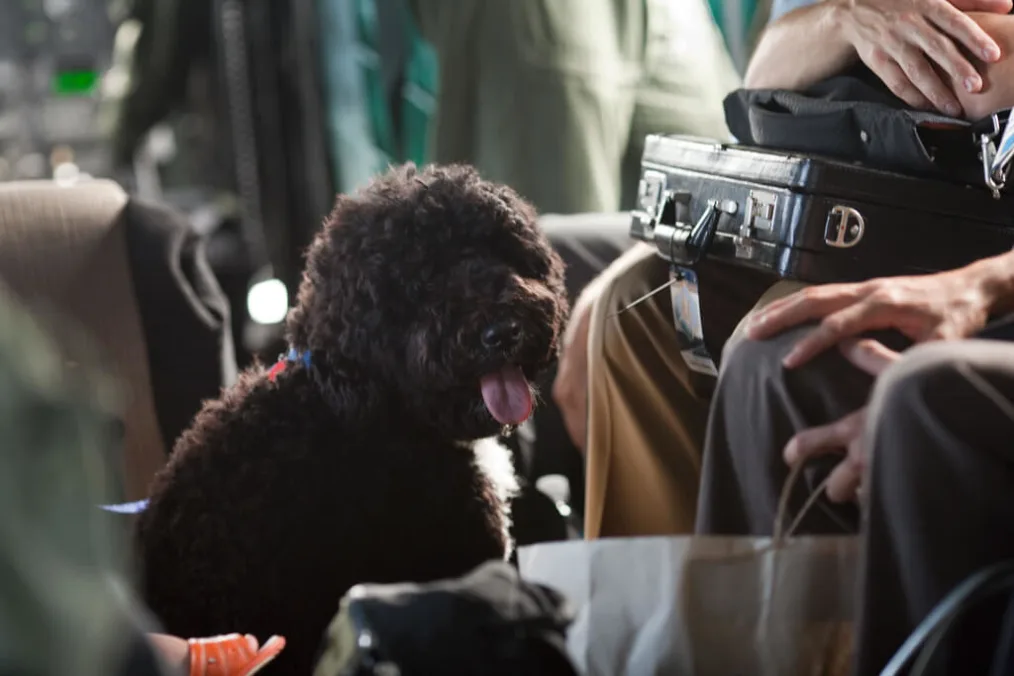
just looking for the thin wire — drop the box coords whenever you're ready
[608,276,681,319]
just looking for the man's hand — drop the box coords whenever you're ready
[838,0,1010,115]
[745,260,1007,368]
[783,340,901,503]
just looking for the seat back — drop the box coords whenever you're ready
[0,180,167,500]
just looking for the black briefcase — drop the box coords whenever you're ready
[629,132,1014,376]
[630,134,1014,284]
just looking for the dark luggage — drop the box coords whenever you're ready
[630,133,1014,285]
[723,71,1007,187]
[314,561,578,676]
[629,114,1014,375]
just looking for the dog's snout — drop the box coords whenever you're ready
[481,319,523,351]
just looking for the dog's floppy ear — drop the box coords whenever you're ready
[286,247,383,359]
[284,189,400,376]
[284,233,390,421]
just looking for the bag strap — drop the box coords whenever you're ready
[879,560,1014,676]
[773,460,839,543]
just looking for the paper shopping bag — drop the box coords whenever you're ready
[519,468,858,676]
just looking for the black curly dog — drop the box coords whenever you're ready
[136,164,569,674]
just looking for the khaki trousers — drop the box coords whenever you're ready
[583,244,793,538]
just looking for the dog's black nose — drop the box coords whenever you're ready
[481,319,523,351]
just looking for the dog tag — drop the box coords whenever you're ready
[668,265,717,377]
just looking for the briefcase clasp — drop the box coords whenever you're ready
[736,190,778,258]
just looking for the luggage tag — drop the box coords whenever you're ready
[668,265,718,377]
[636,179,734,378]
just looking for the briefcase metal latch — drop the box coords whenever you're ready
[824,205,865,249]
[652,192,721,266]
[736,190,778,258]
[630,170,669,241]
[637,170,668,214]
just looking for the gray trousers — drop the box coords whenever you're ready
[697,325,1014,674]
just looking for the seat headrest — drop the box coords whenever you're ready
[0,179,165,501]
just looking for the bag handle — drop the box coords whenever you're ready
[879,560,1014,676]
[631,183,739,267]
[773,460,836,543]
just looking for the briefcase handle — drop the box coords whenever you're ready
[641,189,738,267]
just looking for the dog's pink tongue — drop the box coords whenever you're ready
[480,366,533,425]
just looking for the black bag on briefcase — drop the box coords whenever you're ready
[723,69,1005,186]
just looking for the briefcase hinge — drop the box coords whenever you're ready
[735,190,778,258]
[824,205,865,249]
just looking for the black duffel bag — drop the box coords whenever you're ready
[723,66,1009,188]
[313,561,579,676]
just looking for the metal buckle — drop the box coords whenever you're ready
[980,112,1013,199]
[990,113,1014,196]
[824,205,865,248]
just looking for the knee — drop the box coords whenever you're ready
[867,342,975,425]
[865,340,1014,463]
[719,324,814,386]
[862,340,1014,499]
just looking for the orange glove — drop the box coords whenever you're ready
[188,633,286,676]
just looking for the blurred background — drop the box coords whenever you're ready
[0,0,442,368]
[0,0,756,369]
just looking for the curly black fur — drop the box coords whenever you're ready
[135,164,568,675]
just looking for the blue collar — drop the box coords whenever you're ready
[287,348,312,369]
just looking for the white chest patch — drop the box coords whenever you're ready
[463,436,520,559]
